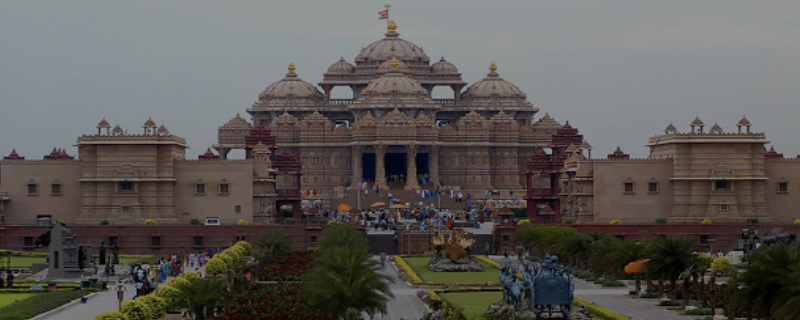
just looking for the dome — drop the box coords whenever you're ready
[431,57,458,74]
[376,57,411,75]
[326,57,354,74]
[257,63,323,103]
[462,63,526,100]
[355,21,429,63]
[361,72,428,96]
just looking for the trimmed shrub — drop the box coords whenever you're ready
[683,309,712,315]
[655,218,667,224]
[121,299,152,320]
[602,280,626,287]
[94,310,129,320]
[166,277,190,288]
[658,300,682,306]
[640,293,658,299]
[701,218,712,225]
[100,219,110,225]
[235,241,253,256]
[237,219,248,226]
[179,271,201,281]
[205,257,227,275]
[144,219,157,226]
[609,219,622,225]
[190,218,201,225]
[137,295,167,319]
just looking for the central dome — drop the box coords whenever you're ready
[254,63,323,107]
[355,21,430,64]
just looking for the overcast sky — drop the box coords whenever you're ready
[2,0,799,160]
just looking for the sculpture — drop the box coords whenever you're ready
[428,228,482,272]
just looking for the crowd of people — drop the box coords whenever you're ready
[128,251,215,299]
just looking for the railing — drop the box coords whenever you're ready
[328,99,354,105]
[433,99,456,105]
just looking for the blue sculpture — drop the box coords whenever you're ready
[499,254,574,319]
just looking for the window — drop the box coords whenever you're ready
[193,236,204,247]
[310,236,318,243]
[235,235,247,242]
[119,182,134,192]
[151,236,162,247]
[27,184,38,196]
[624,182,635,194]
[219,183,230,195]
[37,215,52,226]
[195,183,206,196]
[234,205,242,213]
[205,217,220,225]
[51,184,62,196]
[121,206,130,213]
[24,236,34,247]
[778,182,789,194]
[700,235,710,244]
[715,180,730,191]
[719,204,730,211]
[648,182,659,194]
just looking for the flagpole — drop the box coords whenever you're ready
[385,4,391,26]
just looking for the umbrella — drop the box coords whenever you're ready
[624,259,651,274]
[370,202,386,208]
[336,203,352,212]
[390,204,407,209]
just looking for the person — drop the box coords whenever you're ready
[7,270,15,288]
[484,242,491,257]
[134,280,143,299]
[0,271,4,288]
[115,280,127,310]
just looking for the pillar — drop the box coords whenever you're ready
[322,85,331,104]
[405,145,420,190]
[351,145,362,189]
[430,145,440,187]
[375,145,388,190]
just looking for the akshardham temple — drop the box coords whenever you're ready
[214,21,570,193]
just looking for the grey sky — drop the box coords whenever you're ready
[2,0,799,160]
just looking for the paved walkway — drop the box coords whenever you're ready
[377,258,428,320]
[38,264,203,320]
[491,256,698,320]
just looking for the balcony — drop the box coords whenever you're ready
[328,99,354,106]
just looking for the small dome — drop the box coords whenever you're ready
[737,116,751,127]
[361,72,428,96]
[431,57,458,74]
[355,21,429,63]
[221,113,251,129]
[462,63,526,100]
[326,57,355,74]
[97,118,111,129]
[257,63,323,102]
[376,57,411,75]
[143,118,157,128]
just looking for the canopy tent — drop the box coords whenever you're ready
[390,204,407,209]
[336,203,352,212]
[624,259,651,274]
[369,202,386,208]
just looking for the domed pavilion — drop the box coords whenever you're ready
[215,21,569,193]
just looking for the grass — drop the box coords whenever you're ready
[3,256,46,268]
[0,290,87,320]
[402,257,500,284]
[0,294,35,308]
[439,291,501,319]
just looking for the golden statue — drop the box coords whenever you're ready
[432,229,476,262]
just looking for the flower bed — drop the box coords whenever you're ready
[0,290,89,320]
[256,250,314,281]
[216,282,334,320]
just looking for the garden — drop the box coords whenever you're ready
[397,255,500,285]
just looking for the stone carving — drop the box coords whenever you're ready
[490,254,574,319]
[47,223,93,279]
[427,228,482,272]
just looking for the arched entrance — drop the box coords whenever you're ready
[362,153,376,183]
[384,151,406,187]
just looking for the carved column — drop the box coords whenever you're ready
[405,145,420,190]
[429,146,440,188]
[351,145,362,189]
[375,145,388,190]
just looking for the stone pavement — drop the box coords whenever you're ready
[376,258,428,320]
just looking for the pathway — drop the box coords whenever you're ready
[377,257,428,320]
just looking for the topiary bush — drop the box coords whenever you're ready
[602,280,627,287]
[655,218,667,224]
[236,241,253,256]
[100,219,110,226]
[683,309,712,315]
[94,310,129,320]
[237,219,248,226]
[144,219,157,226]
[136,295,167,319]
[658,300,681,306]
[190,219,201,225]
[121,299,153,320]
[205,257,227,275]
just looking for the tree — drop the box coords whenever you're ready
[612,241,650,292]
[709,256,733,317]
[692,253,713,308]
[171,277,230,320]
[645,235,697,302]
[205,258,227,275]
[121,299,152,320]
[731,243,800,319]
[255,229,293,267]
[303,224,394,320]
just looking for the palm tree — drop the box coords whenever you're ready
[645,235,697,302]
[612,241,650,293]
[171,277,229,320]
[254,229,293,267]
[588,235,623,279]
[731,243,800,319]
[692,253,713,308]
[303,224,394,320]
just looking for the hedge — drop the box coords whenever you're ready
[394,255,423,284]
[573,297,630,320]
[0,289,89,320]
[473,255,502,269]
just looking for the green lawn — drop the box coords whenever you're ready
[439,291,502,320]
[4,256,46,268]
[0,293,35,308]
[403,257,501,284]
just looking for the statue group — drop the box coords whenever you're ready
[428,229,482,272]
[492,254,575,320]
